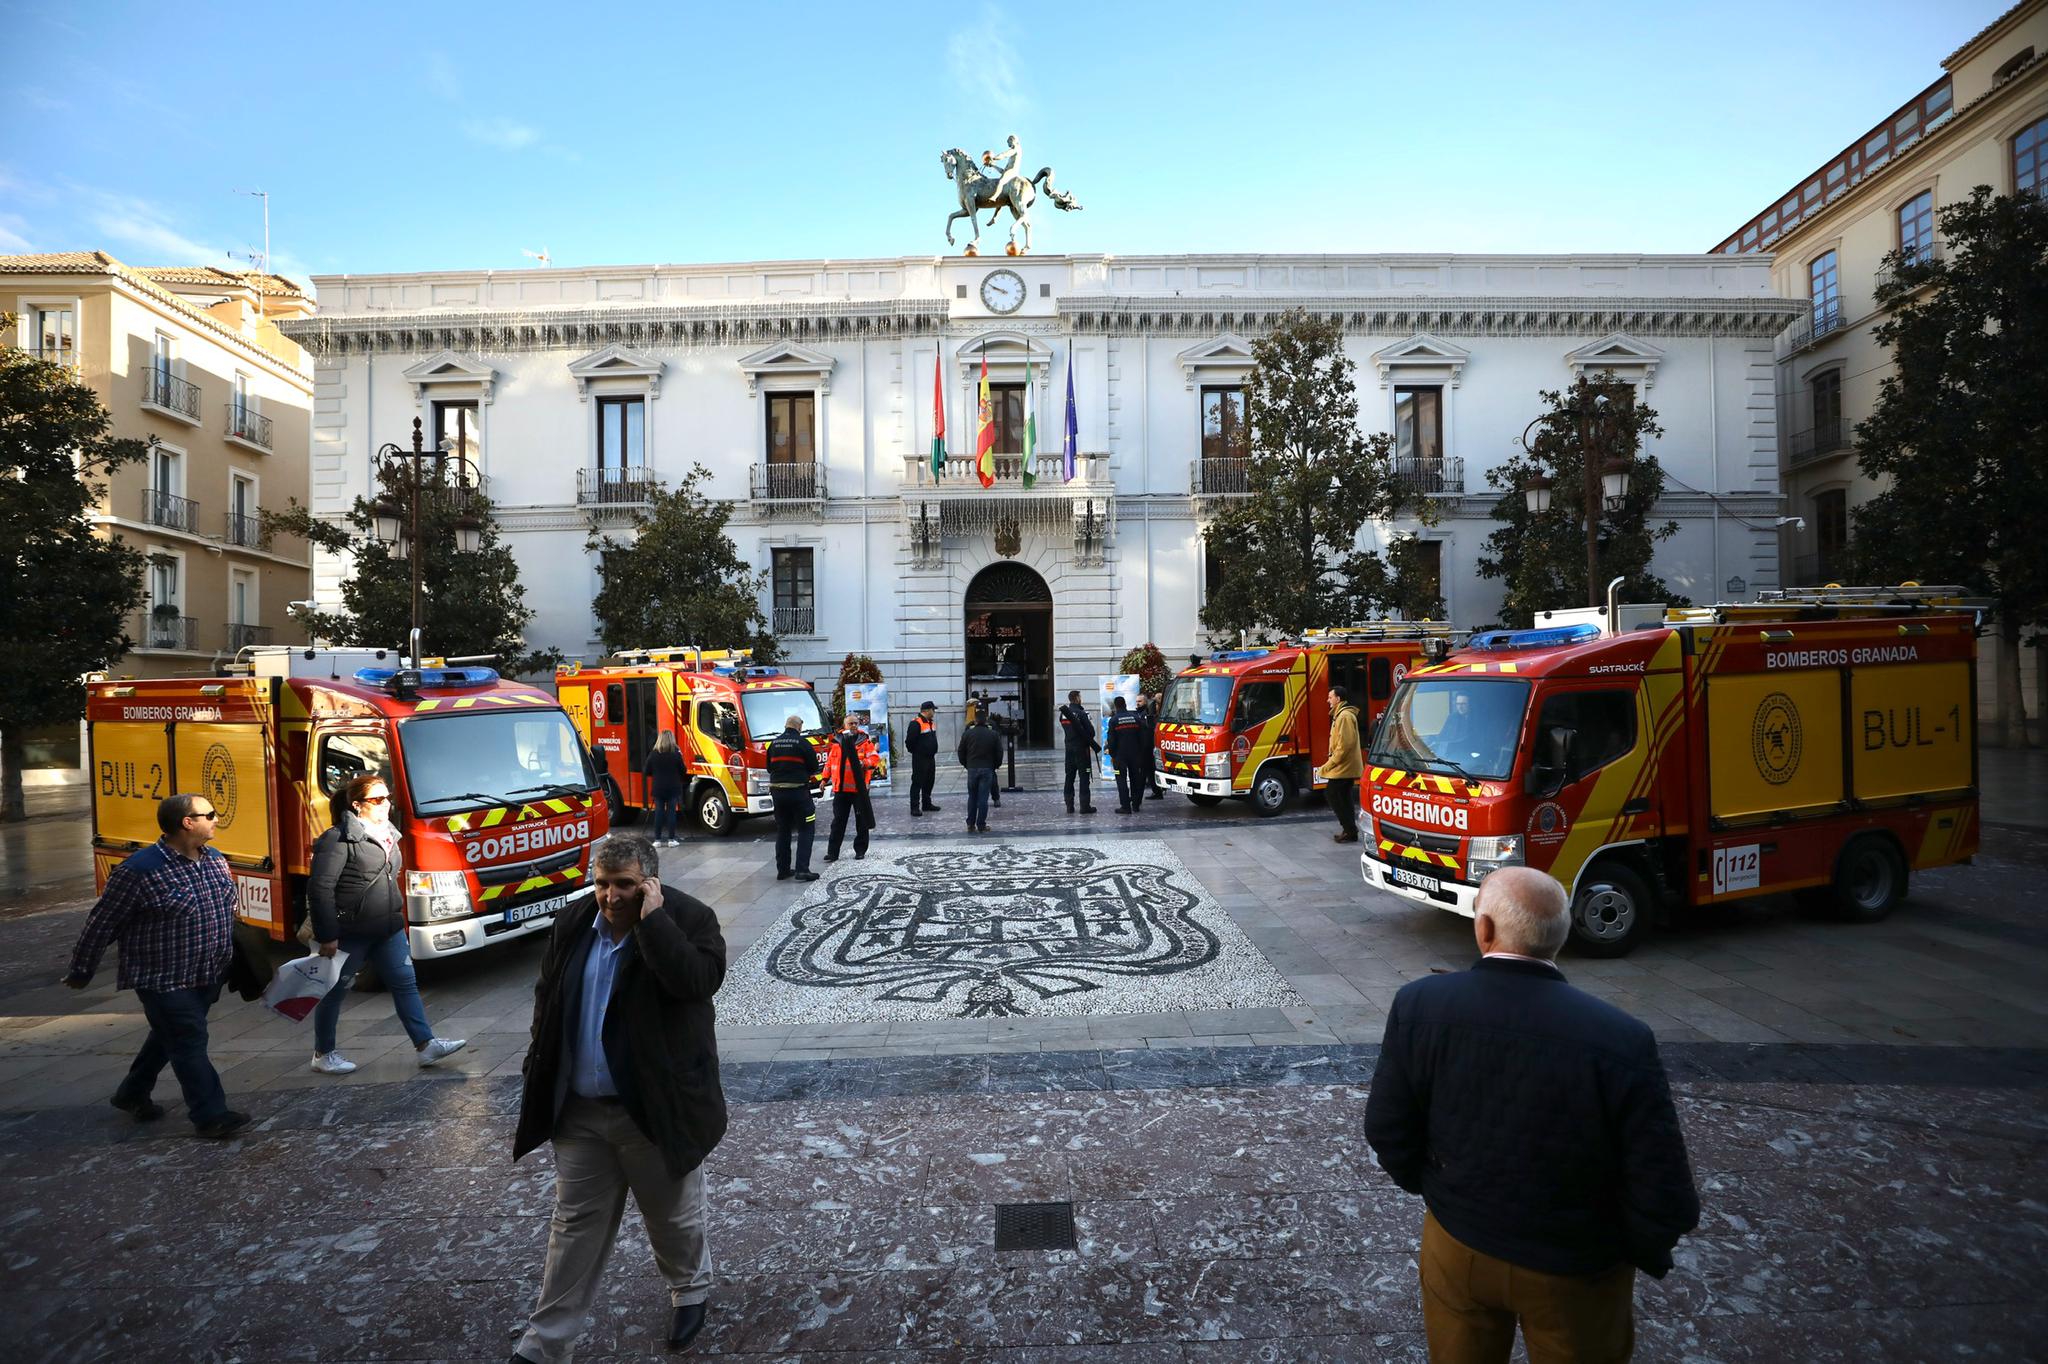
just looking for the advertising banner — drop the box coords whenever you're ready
[845,682,892,788]
[1098,674,1142,779]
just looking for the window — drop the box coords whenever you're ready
[766,392,815,466]
[1898,192,1934,265]
[1368,657,1394,702]
[146,447,186,529]
[1203,540,1225,602]
[153,331,175,378]
[230,570,254,626]
[31,307,74,365]
[1233,680,1286,731]
[1815,488,1848,578]
[318,732,391,801]
[1411,539,1443,605]
[149,555,178,611]
[152,446,180,496]
[597,396,645,470]
[772,547,815,635]
[1200,386,1247,462]
[1809,251,1840,326]
[1532,689,1637,783]
[604,684,625,725]
[1811,369,1842,447]
[433,400,481,465]
[229,474,258,546]
[988,383,1025,453]
[2017,116,2048,197]
[696,700,740,746]
[1393,386,1443,475]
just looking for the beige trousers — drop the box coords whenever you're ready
[1420,1210,1636,1364]
[516,1095,712,1364]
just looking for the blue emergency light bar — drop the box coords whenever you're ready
[354,666,499,690]
[712,664,782,678]
[1468,623,1604,652]
[1208,648,1272,662]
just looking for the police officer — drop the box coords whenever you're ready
[823,714,879,862]
[765,714,821,882]
[906,701,941,817]
[1058,689,1100,815]
[1108,696,1148,815]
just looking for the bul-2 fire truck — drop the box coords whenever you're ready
[1156,624,1460,816]
[555,647,826,835]
[88,648,609,962]
[1361,585,1985,956]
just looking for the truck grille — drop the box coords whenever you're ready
[474,846,584,886]
[1376,818,1461,855]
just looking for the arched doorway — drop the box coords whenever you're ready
[964,562,1054,747]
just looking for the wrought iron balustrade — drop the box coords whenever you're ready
[773,606,816,636]
[142,489,200,533]
[135,611,197,651]
[577,466,662,507]
[1787,419,1848,467]
[225,511,267,548]
[142,366,201,421]
[226,622,273,651]
[750,462,825,502]
[226,404,273,450]
[1394,455,1465,495]
[1190,458,1251,497]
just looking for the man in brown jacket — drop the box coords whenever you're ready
[511,834,728,1362]
[1318,685,1365,843]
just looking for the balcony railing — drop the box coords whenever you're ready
[1777,306,1848,359]
[907,451,1108,489]
[135,612,197,651]
[773,605,816,636]
[1190,457,1252,497]
[226,622,273,652]
[1395,455,1466,495]
[1787,419,1848,468]
[226,404,273,451]
[225,510,267,548]
[1875,239,1944,299]
[751,462,825,502]
[577,466,661,507]
[141,489,201,533]
[141,366,201,422]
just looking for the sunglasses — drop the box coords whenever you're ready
[359,795,391,805]
[189,810,219,820]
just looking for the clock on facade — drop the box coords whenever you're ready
[979,269,1027,314]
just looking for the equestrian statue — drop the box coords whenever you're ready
[941,134,1082,256]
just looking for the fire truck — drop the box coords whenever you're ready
[1156,624,1460,816]
[1361,585,1985,956]
[87,648,608,962]
[555,647,826,835]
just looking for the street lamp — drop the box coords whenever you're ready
[373,416,485,660]
[1520,382,1632,608]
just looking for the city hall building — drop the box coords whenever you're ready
[283,253,1800,743]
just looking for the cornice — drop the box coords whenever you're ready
[1059,297,1804,339]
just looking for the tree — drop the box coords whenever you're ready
[587,465,774,664]
[0,330,148,821]
[1119,643,1173,697]
[1477,376,1681,627]
[830,652,882,726]
[264,464,556,676]
[1847,186,2048,748]
[1199,310,1428,638]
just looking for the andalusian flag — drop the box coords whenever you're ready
[974,349,996,489]
[930,341,945,479]
[1022,356,1038,488]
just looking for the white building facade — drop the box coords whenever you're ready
[283,253,1799,744]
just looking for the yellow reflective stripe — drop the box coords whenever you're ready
[518,876,552,895]
[481,808,508,828]
[478,883,507,902]
[560,865,583,881]
[446,814,471,832]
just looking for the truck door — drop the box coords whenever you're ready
[692,696,741,795]
[1526,687,1643,876]
[624,678,660,790]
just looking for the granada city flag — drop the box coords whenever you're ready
[974,350,996,489]
[1022,356,1038,489]
[930,341,945,479]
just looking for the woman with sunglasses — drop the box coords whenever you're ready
[306,773,465,1074]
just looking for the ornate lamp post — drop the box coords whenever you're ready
[1521,384,1633,608]
[372,416,484,659]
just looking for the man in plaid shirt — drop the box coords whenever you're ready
[66,792,251,1138]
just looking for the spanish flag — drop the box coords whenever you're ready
[974,349,996,489]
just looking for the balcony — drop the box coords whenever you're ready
[225,404,273,452]
[1776,306,1849,359]
[141,367,201,424]
[134,611,197,651]
[751,462,826,506]
[1787,419,1849,469]
[141,489,201,534]
[1395,455,1466,495]
[1190,457,1251,497]
[1875,239,1944,301]
[226,622,273,652]
[225,510,267,548]
[577,466,661,510]
[906,451,1108,492]
[773,605,816,636]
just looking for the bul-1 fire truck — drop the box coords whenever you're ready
[1361,585,1985,956]
[87,648,609,961]
[1156,624,1460,816]
[555,647,826,835]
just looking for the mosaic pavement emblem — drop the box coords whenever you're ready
[721,840,1299,1024]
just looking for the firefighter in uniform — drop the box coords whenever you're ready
[1138,693,1166,799]
[1108,696,1148,814]
[823,714,880,862]
[766,714,821,882]
[1058,690,1100,814]
[906,701,941,817]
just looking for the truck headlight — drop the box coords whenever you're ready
[1204,752,1231,778]
[1467,835,1524,877]
[747,770,768,795]
[406,870,473,922]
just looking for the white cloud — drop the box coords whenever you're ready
[18,87,68,113]
[462,117,540,151]
[947,4,1032,123]
[67,185,230,264]
[0,213,32,252]
[424,53,462,102]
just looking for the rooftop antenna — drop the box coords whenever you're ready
[522,247,551,266]
[233,188,269,274]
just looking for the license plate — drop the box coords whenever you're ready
[504,892,569,926]
[1389,866,1441,895]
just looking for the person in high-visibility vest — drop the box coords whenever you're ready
[906,701,941,817]
[822,713,881,862]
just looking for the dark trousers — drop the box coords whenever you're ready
[965,767,995,828]
[1142,758,1164,797]
[909,755,937,812]
[1115,761,1144,812]
[1064,750,1096,809]
[772,789,816,874]
[116,981,227,1126]
[650,788,684,841]
[828,790,875,858]
[1326,778,1360,836]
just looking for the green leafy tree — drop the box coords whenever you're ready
[1119,643,1173,697]
[1200,310,1428,638]
[0,331,149,821]
[1477,376,1681,627]
[830,652,882,725]
[586,464,775,663]
[264,465,556,675]
[1847,187,2048,748]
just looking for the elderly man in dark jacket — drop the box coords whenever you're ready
[1365,866,1698,1364]
[511,834,728,1362]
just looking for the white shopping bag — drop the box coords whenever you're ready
[260,950,349,1023]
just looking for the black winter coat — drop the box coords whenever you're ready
[307,813,404,943]
[644,747,688,796]
[956,722,1001,770]
[905,716,939,760]
[1364,956,1700,1278]
[1107,710,1148,765]
[1058,703,1100,754]
[513,885,728,1180]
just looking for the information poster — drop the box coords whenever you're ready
[845,682,892,788]
[1098,674,1142,779]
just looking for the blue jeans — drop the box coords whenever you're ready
[966,767,995,828]
[312,928,436,1057]
[117,982,227,1126]
[651,789,683,842]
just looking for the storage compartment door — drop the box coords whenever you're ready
[1704,671,1843,821]
[173,723,276,864]
[1850,661,1973,801]
[92,723,175,847]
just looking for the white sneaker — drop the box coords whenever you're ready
[417,1037,467,1067]
[310,1051,357,1075]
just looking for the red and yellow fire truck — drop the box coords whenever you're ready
[88,648,608,960]
[555,647,826,835]
[1361,586,1984,955]
[1156,624,1460,816]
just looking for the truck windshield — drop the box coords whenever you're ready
[741,688,824,741]
[1370,678,1530,781]
[399,710,596,814]
[1161,676,1233,725]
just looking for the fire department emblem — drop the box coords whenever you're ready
[1752,692,1803,786]
[200,743,238,830]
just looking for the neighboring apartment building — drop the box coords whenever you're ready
[4,253,315,767]
[1713,0,2046,726]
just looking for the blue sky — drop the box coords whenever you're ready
[0,0,2011,287]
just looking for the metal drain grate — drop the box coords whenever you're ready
[993,1200,1078,1251]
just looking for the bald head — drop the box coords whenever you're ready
[1475,867,1570,959]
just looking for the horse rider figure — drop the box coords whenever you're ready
[983,135,1023,222]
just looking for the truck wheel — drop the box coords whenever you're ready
[1829,836,1907,922]
[1569,862,1652,957]
[1249,765,1293,818]
[694,784,735,836]
[1188,793,1224,808]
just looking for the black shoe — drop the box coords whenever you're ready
[777,869,794,880]
[793,871,820,882]
[669,1301,708,1350]
[1081,806,1097,814]
[925,803,943,813]
[196,1110,251,1139]
[911,809,923,818]
[1116,807,1130,815]
[976,824,989,833]
[823,854,840,863]
[511,1353,542,1364]
[1066,803,1075,813]
[111,1093,163,1122]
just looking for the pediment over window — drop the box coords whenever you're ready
[402,350,496,405]
[738,341,835,396]
[1177,333,1256,390]
[952,331,1053,384]
[567,343,664,400]
[1564,333,1664,388]
[1370,334,1472,389]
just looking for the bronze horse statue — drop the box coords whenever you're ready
[940,147,1082,255]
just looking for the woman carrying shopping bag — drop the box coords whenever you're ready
[306,774,466,1075]
[644,730,688,848]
